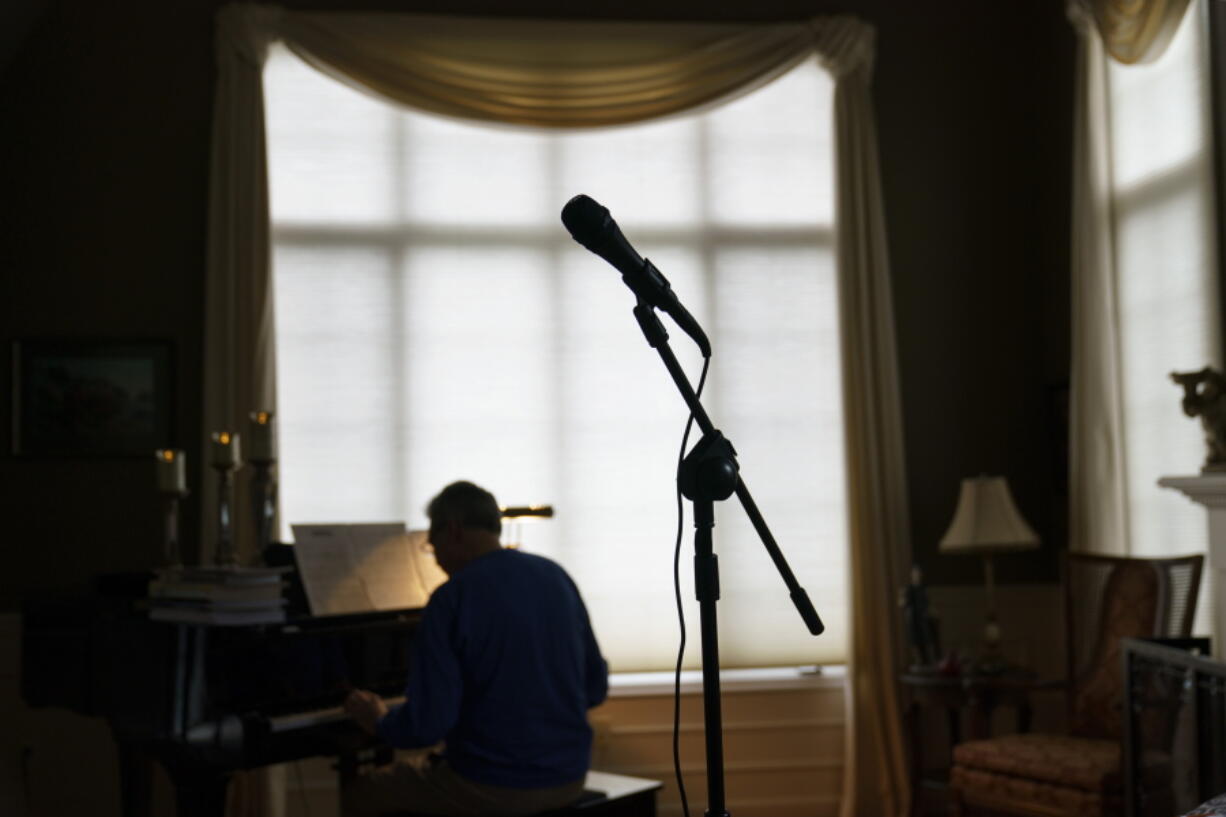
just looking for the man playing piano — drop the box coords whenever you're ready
[342,481,609,816]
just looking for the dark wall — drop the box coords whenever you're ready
[1,0,217,604]
[872,3,1074,585]
[0,0,1074,609]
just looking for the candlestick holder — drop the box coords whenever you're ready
[214,465,237,565]
[154,449,189,568]
[209,431,241,566]
[160,490,189,568]
[247,411,277,556]
[249,457,278,556]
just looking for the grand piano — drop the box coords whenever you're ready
[21,561,421,817]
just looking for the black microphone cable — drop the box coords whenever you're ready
[672,354,710,817]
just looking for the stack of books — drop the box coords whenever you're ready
[148,565,290,625]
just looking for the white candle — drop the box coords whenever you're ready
[155,449,187,493]
[210,431,240,469]
[248,411,276,462]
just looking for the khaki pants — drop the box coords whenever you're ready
[341,752,586,817]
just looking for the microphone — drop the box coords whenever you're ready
[561,194,712,358]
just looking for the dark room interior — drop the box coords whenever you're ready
[10,1,1216,816]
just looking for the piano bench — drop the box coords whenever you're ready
[383,770,662,817]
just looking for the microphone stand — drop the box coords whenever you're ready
[630,296,824,817]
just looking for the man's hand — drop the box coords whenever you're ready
[343,689,389,736]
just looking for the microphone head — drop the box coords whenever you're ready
[560,194,612,251]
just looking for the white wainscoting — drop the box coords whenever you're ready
[275,669,848,817]
[591,669,846,817]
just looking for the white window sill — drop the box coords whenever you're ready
[608,664,845,697]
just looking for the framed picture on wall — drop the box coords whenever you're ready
[11,340,174,457]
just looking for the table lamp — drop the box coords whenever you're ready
[939,475,1039,666]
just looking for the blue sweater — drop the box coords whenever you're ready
[376,548,608,788]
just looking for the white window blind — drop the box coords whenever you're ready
[265,45,847,671]
[1106,0,1218,625]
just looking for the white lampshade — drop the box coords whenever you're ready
[939,476,1040,554]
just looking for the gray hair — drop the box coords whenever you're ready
[426,481,502,535]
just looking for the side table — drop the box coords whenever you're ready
[900,667,1053,817]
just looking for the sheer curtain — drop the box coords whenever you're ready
[1069,0,1219,638]
[207,8,910,813]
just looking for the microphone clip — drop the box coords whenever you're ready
[632,297,670,350]
[631,259,712,358]
[627,259,675,309]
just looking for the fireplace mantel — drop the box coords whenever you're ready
[1158,474,1226,507]
[1158,473,1226,657]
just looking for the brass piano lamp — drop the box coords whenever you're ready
[499,504,555,549]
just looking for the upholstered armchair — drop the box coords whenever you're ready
[948,553,1204,817]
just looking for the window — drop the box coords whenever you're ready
[1105,0,1218,628]
[265,45,847,670]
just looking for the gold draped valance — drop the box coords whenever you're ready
[217,7,873,129]
[1078,0,1192,64]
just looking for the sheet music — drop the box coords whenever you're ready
[290,523,447,616]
